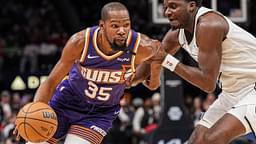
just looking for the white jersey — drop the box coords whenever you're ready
[178,7,256,93]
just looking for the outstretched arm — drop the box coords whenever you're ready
[162,14,228,93]
[33,30,85,103]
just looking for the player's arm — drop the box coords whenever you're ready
[132,34,164,90]
[163,14,228,93]
[162,29,181,55]
[135,29,181,89]
[33,31,85,103]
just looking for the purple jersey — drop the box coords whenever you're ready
[48,26,141,141]
[67,26,140,106]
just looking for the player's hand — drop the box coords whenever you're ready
[13,126,21,141]
[125,76,137,89]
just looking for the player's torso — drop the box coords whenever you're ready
[178,7,256,92]
[67,26,140,106]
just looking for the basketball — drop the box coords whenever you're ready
[15,102,58,143]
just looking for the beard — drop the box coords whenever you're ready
[110,39,128,52]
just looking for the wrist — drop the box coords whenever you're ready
[162,54,180,71]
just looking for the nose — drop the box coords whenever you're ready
[118,27,125,35]
[164,7,172,17]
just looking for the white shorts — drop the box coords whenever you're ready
[198,83,256,133]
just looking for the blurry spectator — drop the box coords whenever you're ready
[0,102,3,122]
[0,102,3,141]
[38,40,58,71]
[19,41,39,73]
[119,92,135,131]
[151,92,161,122]
[1,90,12,122]
[105,92,135,144]
[132,97,144,110]
[192,96,203,126]
[133,97,155,144]
[2,113,16,139]
[39,41,58,56]
[11,93,21,113]
[184,94,194,112]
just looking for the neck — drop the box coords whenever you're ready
[184,7,200,33]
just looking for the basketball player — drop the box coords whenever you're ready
[14,2,163,144]
[161,0,256,143]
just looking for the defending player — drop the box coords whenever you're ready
[161,0,256,143]
[14,2,163,144]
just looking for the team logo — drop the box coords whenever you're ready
[117,57,130,62]
[90,125,107,136]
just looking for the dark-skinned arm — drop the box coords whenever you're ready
[131,34,163,90]
[163,14,227,93]
[33,31,85,103]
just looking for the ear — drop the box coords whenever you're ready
[99,20,104,28]
[188,1,197,12]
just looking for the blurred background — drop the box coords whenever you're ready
[0,0,256,144]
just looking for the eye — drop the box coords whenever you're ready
[123,23,130,28]
[169,3,177,9]
[111,24,119,28]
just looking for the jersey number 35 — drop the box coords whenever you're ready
[85,81,112,101]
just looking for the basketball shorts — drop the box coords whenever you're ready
[48,80,120,144]
[198,83,256,133]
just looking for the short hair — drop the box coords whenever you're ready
[101,2,129,21]
[185,0,203,6]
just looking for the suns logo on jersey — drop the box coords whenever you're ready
[79,65,133,84]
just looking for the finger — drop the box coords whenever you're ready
[13,127,21,141]
[13,126,17,135]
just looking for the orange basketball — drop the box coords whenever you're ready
[15,102,58,143]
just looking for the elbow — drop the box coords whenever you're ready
[145,80,160,90]
[148,85,160,91]
[202,82,216,93]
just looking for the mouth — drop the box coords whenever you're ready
[168,18,179,26]
[116,37,126,43]
[168,17,175,22]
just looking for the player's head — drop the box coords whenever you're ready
[100,2,131,51]
[163,0,202,29]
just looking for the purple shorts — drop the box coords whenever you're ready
[49,80,120,140]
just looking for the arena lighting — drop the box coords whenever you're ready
[11,75,48,90]
[11,76,26,90]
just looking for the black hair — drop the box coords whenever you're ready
[101,2,129,21]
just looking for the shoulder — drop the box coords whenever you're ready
[162,29,180,54]
[61,29,87,59]
[68,29,87,47]
[162,29,180,46]
[197,12,229,35]
[134,33,160,64]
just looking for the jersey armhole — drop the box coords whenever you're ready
[79,28,91,63]
[131,33,141,73]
